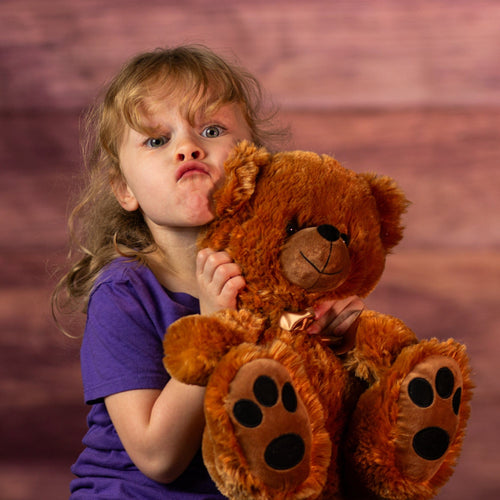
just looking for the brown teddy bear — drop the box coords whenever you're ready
[164,141,472,500]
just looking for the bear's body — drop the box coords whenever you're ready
[164,142,472,499]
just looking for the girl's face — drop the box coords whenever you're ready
[114,96,252,234]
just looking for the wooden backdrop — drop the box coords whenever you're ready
[1,1,499,498]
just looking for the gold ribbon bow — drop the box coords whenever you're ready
[279,308,316,331]
[279,300,363,354]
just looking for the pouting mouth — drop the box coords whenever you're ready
[176,161,209,181]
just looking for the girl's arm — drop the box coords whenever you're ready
[105,249,245,483]
[105,382,205,483]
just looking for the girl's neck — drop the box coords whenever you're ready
[146,226,202,297]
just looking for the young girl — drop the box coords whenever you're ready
[54,45,363,499]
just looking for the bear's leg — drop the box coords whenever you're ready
[344,338,472,500]
[202,340,336,500]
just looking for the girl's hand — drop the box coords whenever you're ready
[307,296,364,352]
[196,248,246,315]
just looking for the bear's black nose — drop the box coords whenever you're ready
[317,225,340,242]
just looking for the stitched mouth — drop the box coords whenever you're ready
[299,250,343,276]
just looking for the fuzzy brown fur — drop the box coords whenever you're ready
[163,142,472,499]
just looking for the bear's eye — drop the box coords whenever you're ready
[286,218,299,236]
[340,233,350,247]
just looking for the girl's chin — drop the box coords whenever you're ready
[190,213,216,227]
[181,193,217,223]
[182,207,216,227]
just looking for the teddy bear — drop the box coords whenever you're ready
[163,141,472,500]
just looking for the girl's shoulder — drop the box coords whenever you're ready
[92,257,199,311]
[96,257,152,288]
[89,257,163,310]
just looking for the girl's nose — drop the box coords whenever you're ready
[177,150,201,161]
[175,135,206,162]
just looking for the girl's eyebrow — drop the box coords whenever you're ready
[198,105,234,124]
[137,119,170,137]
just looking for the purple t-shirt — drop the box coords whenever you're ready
[70,258,226,499]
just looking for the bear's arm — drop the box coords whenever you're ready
[342,309,418,384]
[163,309,265,386]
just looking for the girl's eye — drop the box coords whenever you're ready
[146,136,167,148]
[201,125,224,138]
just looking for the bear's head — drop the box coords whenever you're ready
[201,141,409,322]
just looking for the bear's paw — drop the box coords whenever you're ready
[395,355,463,481]
[226,358,312,490]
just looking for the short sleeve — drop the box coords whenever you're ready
[79,261,199,404]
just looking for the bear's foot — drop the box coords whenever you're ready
[396,355,463,481]
[227,358,312,488]
[344,339,472,500]
[203,341,334,499]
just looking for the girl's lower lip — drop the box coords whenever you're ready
[178,169,209,180]
[176,161,209,181]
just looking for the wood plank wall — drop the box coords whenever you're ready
[1,1,499,498]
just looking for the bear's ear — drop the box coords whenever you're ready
[214,141,271,217]
[361,173,410,252]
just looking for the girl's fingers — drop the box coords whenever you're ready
[196,248,232,280]
[211,262,242,293]
[307,296,364,335]
[218,274,246,309]
[196,249,245,314]
[198,251,237,292]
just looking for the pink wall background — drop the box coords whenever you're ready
[1,1,499,498]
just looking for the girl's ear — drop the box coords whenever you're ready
[214,140,271,217]
[111,177,140,212]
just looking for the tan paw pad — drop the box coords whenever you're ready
[395,355,463,481]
